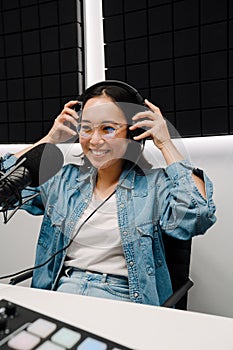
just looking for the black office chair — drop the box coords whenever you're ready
[161,235,193,310]
[9,235,193,310]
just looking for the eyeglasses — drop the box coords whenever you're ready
[77,121,127,140]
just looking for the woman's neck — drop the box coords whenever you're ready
[94,161,124,199]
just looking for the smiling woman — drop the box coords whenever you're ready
[78,96,129,172]
[0,80,216,307]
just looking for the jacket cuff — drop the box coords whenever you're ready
[0,153,18,171]
[165,160,194,183]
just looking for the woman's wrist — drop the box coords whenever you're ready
[159,139,184,165]
[40,134,57,145]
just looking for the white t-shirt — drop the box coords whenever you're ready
[64,193,128,277]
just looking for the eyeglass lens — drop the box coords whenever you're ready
[77,122,123,139]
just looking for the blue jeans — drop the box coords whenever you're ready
[56,268,130,302]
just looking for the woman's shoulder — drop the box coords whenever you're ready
[59,162,81,179]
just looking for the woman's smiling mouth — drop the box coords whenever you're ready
[90,149,110,157]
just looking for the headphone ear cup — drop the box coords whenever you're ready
[128,126,145,143]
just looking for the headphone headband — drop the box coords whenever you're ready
[79,80,144,105]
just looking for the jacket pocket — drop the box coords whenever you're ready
[38,205,66,250]
[136,223,164,275]
[47,204,66,226]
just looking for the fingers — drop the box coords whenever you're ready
[62,101,80,120]
[132,130,151,141]
[144,99,163,116]
[57,114,78,127]
[64,100,80,109]
[132,103,162,124]
[56,101,80,124]
[129,100,166,141]
[129,120,155,141]
[129,100,162,135]
[57,122,77,136]
[129,119,153,131]
[52,101,81,138]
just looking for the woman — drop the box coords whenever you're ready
[1,81,216,306]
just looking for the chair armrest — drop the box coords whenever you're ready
[9,270,33,285]
[162,279,194,308]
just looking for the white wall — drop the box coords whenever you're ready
[0,136,233,318]
[183,136,233,319]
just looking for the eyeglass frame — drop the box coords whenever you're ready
[76,121,128,140]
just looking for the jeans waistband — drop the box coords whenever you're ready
[64,267,128,284]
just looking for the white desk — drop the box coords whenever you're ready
[0,284,233,350]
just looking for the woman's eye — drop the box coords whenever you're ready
[102,125,115,133]
[82,125,92,132]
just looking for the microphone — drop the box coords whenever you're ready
[0,143,64,222]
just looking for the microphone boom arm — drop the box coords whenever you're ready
[1,191,40,224]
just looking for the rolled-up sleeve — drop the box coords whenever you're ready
[157,160,216,240]
[1,152,19,170]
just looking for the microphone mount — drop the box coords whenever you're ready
[0,158,40,224]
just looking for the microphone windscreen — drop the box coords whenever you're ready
[16,143,64,187]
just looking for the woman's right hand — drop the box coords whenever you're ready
[45,100,80,144]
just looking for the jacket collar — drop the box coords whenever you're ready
[118,165,136,189]
[76,164,97,182]
[75,160,149,193]
[76,162,136,189]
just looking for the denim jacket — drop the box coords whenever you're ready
[1,154,216,306]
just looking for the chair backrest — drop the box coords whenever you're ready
[162,234,192,310]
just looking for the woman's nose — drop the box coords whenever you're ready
[89,129,104,144]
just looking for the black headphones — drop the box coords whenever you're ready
[77,80,147,142]
[79,80,144,104]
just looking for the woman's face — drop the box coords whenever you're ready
[79,95,129,170]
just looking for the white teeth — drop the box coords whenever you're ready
[91,150,108,156]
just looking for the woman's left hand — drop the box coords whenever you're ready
[129,99,171,150]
